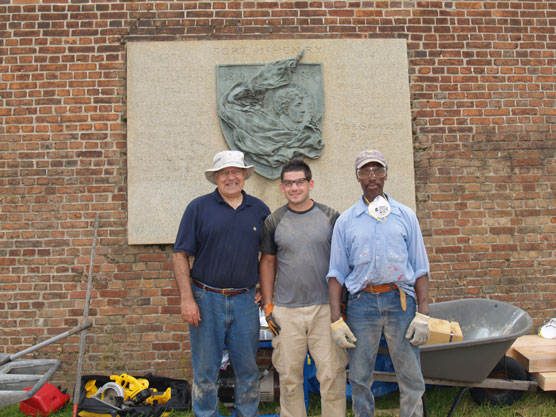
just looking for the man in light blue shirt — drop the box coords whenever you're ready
[327,149,430,417]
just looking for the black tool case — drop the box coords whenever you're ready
[77,374,191,417]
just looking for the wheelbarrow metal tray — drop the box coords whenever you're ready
[420,298,532,383]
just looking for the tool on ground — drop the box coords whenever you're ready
[72,214,100,417]
[110,374,149,404]
[92,382,125,408]
[85,374,171,409]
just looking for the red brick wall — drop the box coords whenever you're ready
[1,1,555,389]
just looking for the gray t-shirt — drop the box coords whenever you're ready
[260,202,339,307]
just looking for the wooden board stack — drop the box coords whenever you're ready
[507,335,556,391]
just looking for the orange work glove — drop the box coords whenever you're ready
[264,303,281,337]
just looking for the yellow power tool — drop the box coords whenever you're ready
[85,374,171,408]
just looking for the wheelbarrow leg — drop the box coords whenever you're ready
[446,387,468,417]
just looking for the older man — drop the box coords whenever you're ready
[173,150,270,417]
[328,150,430,417]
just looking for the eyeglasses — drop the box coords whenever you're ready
[217,168,244,177]
[356,166,387,179]
[281,178,309,187]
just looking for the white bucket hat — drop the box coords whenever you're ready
[204,150,254,184]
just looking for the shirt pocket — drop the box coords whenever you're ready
[385,233,407,263]
[352,243,373,267]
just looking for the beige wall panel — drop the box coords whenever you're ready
[127,39,415,244]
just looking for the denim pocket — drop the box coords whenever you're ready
[347,291,362,302]
[192,285,206,302]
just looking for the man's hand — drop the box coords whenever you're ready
[330,317,357,348]
[254,288,263,306]
[405,312,430,346]
[264,303,281,336]
[181,299,201,327]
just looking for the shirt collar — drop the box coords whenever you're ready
[212,189,250,207]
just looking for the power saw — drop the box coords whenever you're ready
[85,374,171,408]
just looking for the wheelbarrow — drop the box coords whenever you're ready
[374,298,536,417]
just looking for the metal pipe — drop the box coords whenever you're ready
[72,214,99,417]
[0,322,92,366]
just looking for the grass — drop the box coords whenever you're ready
[1,388,555,417]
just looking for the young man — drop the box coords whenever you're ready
[260,159,348,417]
[328,149,430,417]
[173,150,270,417]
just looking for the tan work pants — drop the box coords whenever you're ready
[272,304,348,417]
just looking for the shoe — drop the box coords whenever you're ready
[539,318,556,339]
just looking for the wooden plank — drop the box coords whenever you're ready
[512,345,556,373]
[507,335,556,360]
[510,335,555,348]
[532,371,556,391]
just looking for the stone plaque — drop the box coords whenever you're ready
[127,40,416,245]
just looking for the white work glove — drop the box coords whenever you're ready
[331,317,357,348]
[405,312,430,346]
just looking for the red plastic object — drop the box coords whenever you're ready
[19,383,70,417]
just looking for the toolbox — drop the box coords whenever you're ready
[77,374,190,417]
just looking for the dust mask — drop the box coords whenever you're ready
[368,195,391,222]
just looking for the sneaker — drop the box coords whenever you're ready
[539,318,556,339]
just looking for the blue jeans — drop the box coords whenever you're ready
[347,290,424,417]
[190,286,260,417]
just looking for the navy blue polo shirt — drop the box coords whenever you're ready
[174,189,270,289]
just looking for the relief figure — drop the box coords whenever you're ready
[218,51,324,179]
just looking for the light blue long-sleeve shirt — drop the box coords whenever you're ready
[327,195,430,299]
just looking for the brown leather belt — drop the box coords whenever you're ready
[192,280,252,296]
[364,283,407,311]
[364,283,399,294]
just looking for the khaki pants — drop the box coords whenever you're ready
[272,304,348,417]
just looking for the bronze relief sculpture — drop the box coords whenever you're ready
[217,51,324,179]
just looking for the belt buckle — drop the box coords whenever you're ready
[366,285,377,294]
[221,288,234,296]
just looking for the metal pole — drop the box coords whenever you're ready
[72,214,99,417]
[0,322,92,366]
